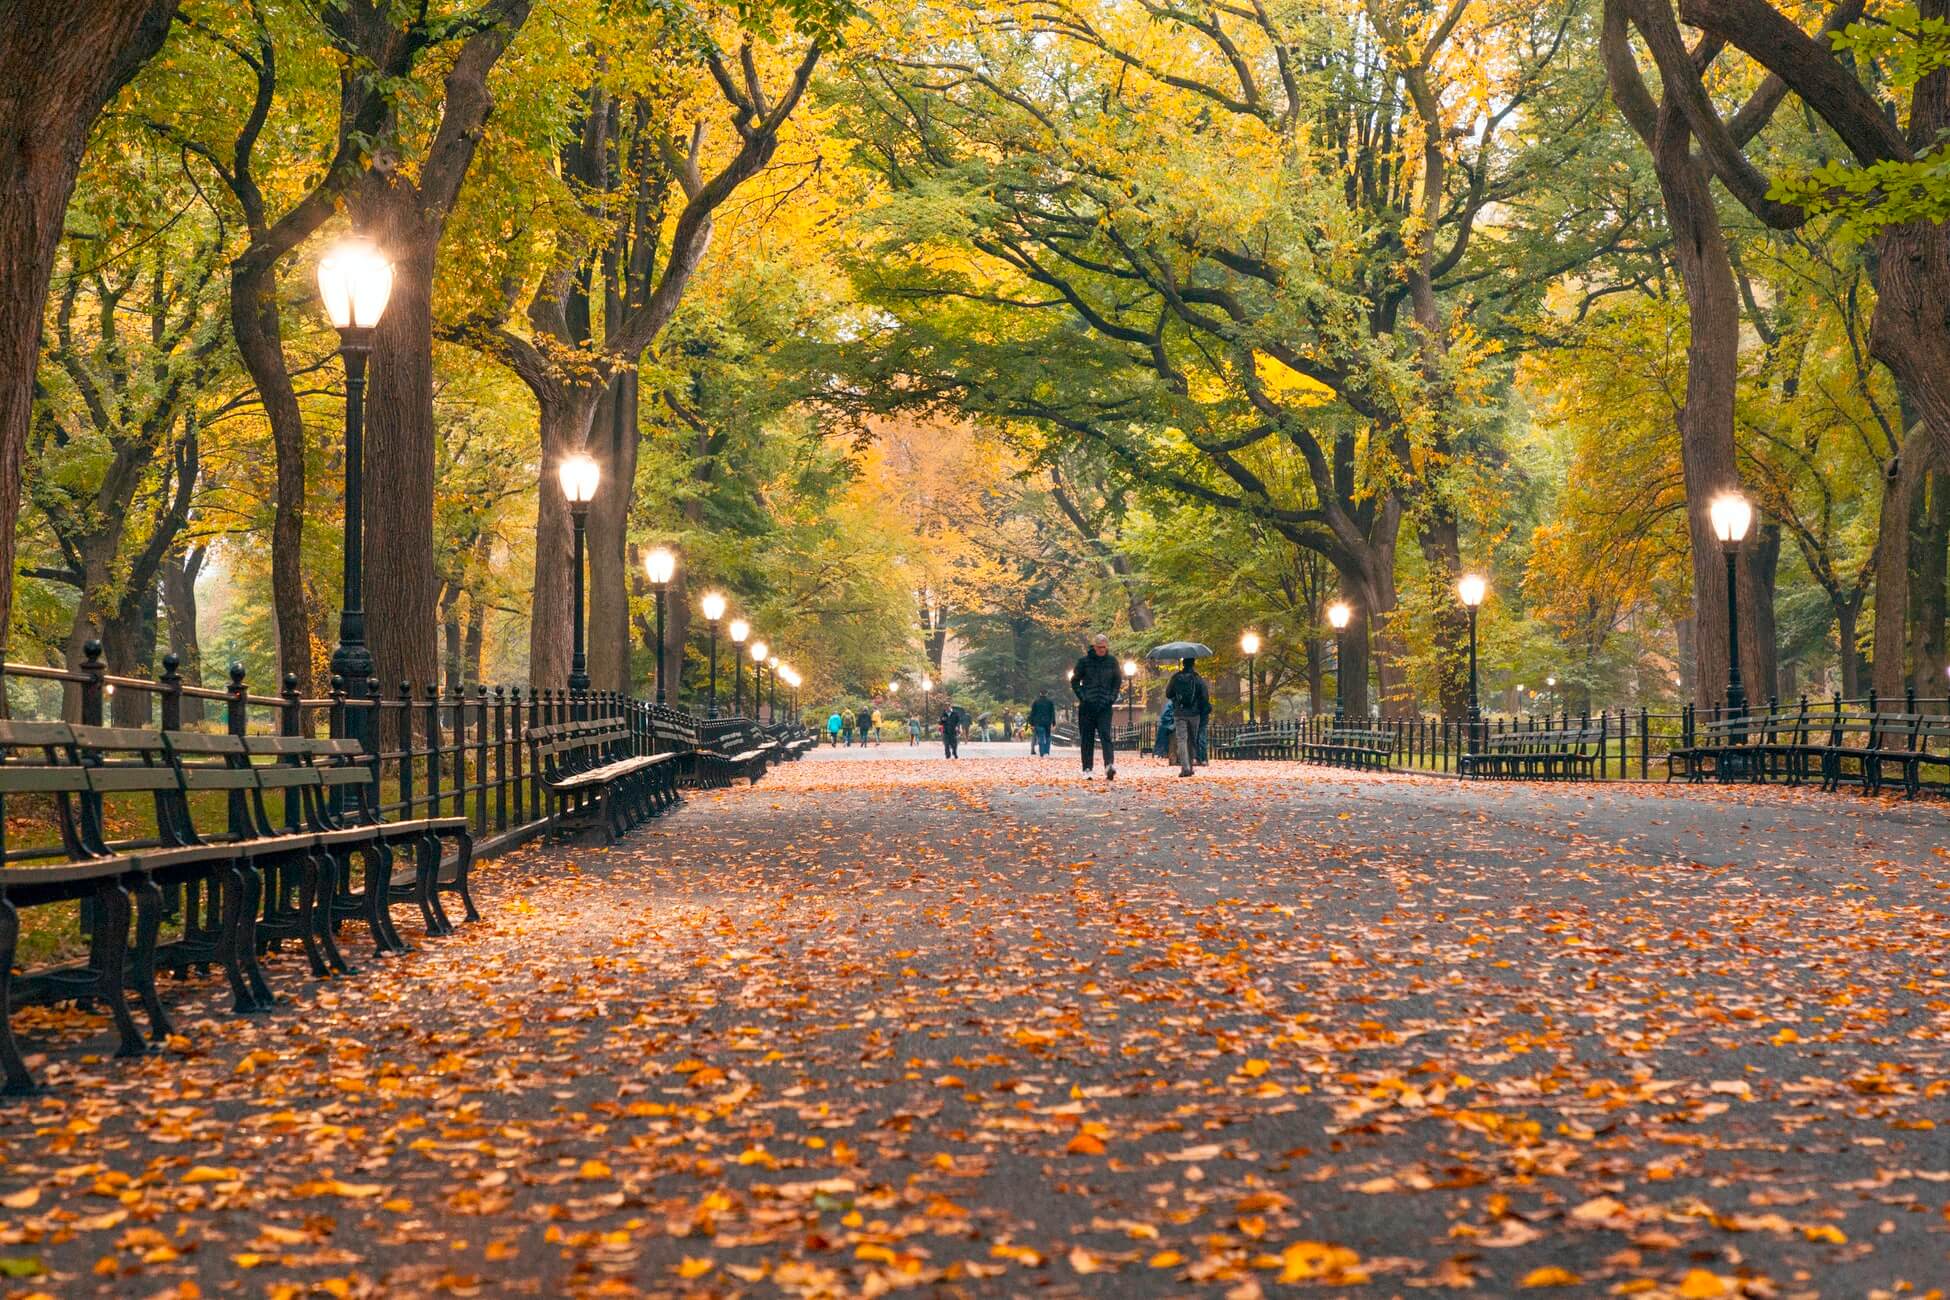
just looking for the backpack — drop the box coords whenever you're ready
[1168,671,1200,709]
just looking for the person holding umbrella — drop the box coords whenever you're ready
[1070,633,1123,780]
[1166,657,1212,776]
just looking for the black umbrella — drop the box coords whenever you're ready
[1146,641,1214,661]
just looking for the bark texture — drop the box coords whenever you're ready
[0,0,178,657]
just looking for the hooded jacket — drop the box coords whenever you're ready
[1070,650,1122,710]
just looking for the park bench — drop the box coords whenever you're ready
[1665,702,1809,784]
[1460,726,1600,780]
[1866,714,1950,798]
[665,713,769,787]
[1224,728,1299,760]
[528,718,677,840]
[1301,727,1393,771]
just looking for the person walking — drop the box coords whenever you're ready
[939,698,962,759]
[869,707,882,746]
[826,710,842,746]
[1154,698,1176,761]
[908,715,921,746]
[1166,657,1211,776]
[1028,690,1055,757]
[1069,633,1122,780]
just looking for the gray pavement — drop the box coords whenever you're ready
[2,752,1946,1297]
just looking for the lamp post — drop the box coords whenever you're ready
[643,546,676,704]
[557,453,601,699]
[1709,491,1754,773]
[317,238,393,760]
[729,619,749,716]
[767,654,780,720]
[1709,492,1753,722]
[1545,675,1556,715]
[700,591,727,717]
[1122,658,1138,733]
[921,673,933,728]
[1240,631,1261,724]
[750,640,769,723]
[1458,574,1488,753]
[1326,601,1352,728]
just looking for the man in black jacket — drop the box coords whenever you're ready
[1027,690,1056,757]
[938,698,962,759]
[1069,633,1122,779]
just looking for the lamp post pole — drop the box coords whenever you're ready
[330,327,373,749]
[1240,632,1261,725]
[317,239,392,768]
[730,620,749,717]
[568,501,591,696]
[1326,603,1351,729]
[1457,576,1487,755]
[643,548,675,705]
[1123,660,1137,733]
[1708,492,1755,773]
[705,617,721,717]
[767,658,779,721]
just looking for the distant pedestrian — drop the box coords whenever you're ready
[827,710,842,746]
[1069,633,1121,780]
[908,716,922,746]
[1154,699,1175,760]
[869,707,883,746]
[1166,657,1211,777]
[1028,690,1055,757]
[939,699,962,759]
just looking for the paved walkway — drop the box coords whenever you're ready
[2,753,1947,1296]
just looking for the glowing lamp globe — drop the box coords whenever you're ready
[1240,631,1261,656]
[750,640,768,663]
[557,453,600,505]
[1457,574,1488,608]
[1327,601,1352,631]
[700,591,727,622]
[317,238,393,331]
[729,619,749,645]
[1709,492,1753,544]
[643,546,676,585]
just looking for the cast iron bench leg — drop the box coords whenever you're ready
[92,883,147,1059]
[130,877,173,1042]
[0,897,36,1094]
[238,867,277,1010]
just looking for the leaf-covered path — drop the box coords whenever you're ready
[4,752,1949,1297]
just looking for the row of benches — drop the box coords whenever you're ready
[1459,726,1604,781]
[0,702,815,1093]
[1219,726,1395,771]
[1668,708,1950,795]
[0,720,474,1092]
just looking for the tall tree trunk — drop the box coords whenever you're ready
[1305,635,1323,715]
[354,201,441,697]
[1870,453,1926,696]
[1416,512,1469,720]
[1913,468,1950,694]
[1837,597,1864,697]
[230,257,319,694]
[1745,522,1781,706]
[102,583,159,727]
[0,0,177,658]
[587,371,643,693]
[464,595,486,687]
[159,545,206,723]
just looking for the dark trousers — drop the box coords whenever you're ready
[1078,704,1115,771]
[1032,725,1051,756]
[943,732,960,758]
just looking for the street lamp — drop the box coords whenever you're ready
[1122,658,1138,733]
[921,672,933,724]
[767,654,780,721]
[1326,600,1352,727]
[1240,631,1261,724]
[1545,674,1556,716]
[750,640,769,723]
[700,590,727,717]
[557,452,601,697]
[729,619,750,716]
[642,546,676,704]
[318,237,393,762]
[1709,491,1753,731]
[1458,573,1488,754]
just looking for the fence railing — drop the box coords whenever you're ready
[1206,688,1950,780]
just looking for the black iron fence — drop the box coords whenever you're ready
[1207,689,1950,780]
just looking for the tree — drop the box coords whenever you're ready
[0,0,178,660]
